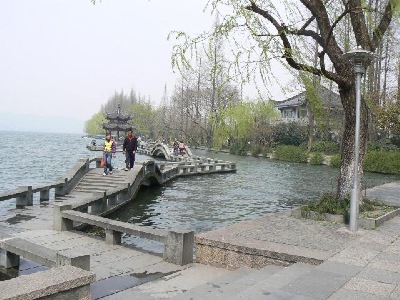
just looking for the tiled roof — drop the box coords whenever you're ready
[275,86,342,110]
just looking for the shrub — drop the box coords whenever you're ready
[274,145,308,163]
[251,145,263,157]
[364,150,400,175]
[309,152,325,165]
[302,192,349,215]
[312,141,340,155]
[367,139,400,151]
[301,193,393,224]
[272,122,308,146]
[330,154,341,168]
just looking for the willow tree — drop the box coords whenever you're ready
[213,101,279,149]
[172,0,399,199]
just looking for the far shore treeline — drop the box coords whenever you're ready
[84,83,400,176]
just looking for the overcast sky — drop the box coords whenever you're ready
[0,0,290,134]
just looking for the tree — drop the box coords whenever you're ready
[84,112,106,135]
[213,101,279,149]
[172,0,399,200]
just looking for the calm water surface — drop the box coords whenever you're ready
[1,131,399,234]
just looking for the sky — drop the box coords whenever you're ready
[0,0,290,134]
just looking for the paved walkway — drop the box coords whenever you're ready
[100,181,400,299]
[1,174,400,299]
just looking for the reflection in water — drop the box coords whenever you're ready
[112,149,400,234]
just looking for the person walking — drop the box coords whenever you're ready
[123,130,138,171]
[103,133,116,176]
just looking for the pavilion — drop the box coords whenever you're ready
[102,104,132,140]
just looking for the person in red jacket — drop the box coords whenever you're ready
[122,130,138,171]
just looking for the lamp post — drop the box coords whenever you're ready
[342,46,375,232]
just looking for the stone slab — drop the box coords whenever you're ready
[280,268,351,299]
[0,265,95,300]
[342,277,396,297]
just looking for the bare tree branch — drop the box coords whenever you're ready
[245,1,345,85]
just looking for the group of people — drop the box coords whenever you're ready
[173,140,186,155]
[102,130,138,176]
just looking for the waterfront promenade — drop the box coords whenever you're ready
[0,159,400,298]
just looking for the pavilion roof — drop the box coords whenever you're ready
[102,123,132,131]
[105,112,131,121]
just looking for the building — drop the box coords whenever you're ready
[274,86,344,138]
[102,104,132,140]
[275,86,343,123]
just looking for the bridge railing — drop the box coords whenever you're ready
[51,159,194,266]
[0,157,100,208]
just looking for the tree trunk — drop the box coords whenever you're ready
[337,85,368,200]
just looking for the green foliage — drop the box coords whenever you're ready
[367,139,400,151]
[128,102,156,136]
[229,139,248,156]
[213,101,279,149]
[84,112,106,135]
[302,192,349,215]
[312,141,340,155]
[301,193,394,224]
[299,73,327,130]
[375,102,400,134]
[330,154,341,168]
[309,152,325,165]
[274,145,308,163]
[272,122,308,146]
[251,145,263,157]
[364,151,400,175]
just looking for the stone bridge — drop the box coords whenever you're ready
[138,142,193,160]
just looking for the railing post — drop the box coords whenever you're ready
[40,189,50,201]
[105,229,122,245]
[56,252,90,271]
[0,248,20,269]
[55,178,68,197]
[53,204,73,231]
[16,186,33,208]
[163,230,194,266]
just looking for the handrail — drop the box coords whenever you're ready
[0,157,100,203]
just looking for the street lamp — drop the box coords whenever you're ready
[342,46,375,232]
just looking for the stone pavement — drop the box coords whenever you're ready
[99,181,400,299]
[1,172,400,299]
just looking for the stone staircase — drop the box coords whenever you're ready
[72,171,127,194]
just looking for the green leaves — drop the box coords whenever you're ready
[212,100,279,148]
[84,112,106,135]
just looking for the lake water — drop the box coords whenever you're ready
[1,130,399,233]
